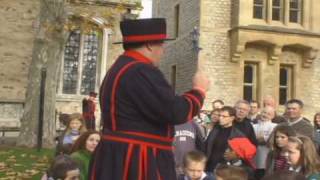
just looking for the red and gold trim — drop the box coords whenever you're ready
[120,131,173,142]
[102,135,173,150]
[183,93,201,108]
[123,34,167,43]
[122,144,134,180]
[184,97,194,122]
[124,50,152,64]
[103,130,173,179]
[110,61,139,131]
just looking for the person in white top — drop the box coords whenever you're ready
[253,106,277,179]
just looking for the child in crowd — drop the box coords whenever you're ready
[287,135,320,180]
[70,130,101,180]
[178,151,214,180]
[265,125,296,175]
[214,164,248,180]
[42,154,80,180]
[56,113,87,155]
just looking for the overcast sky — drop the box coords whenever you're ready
[139,0,152,18]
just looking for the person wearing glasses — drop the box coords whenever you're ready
[204,106,256,179]
[234,100,258,146]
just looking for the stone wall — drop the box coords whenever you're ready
[0,1,138,128]
[198,0,239,109]
[153,0,200,94]
[155,0,320,119]
[0,0,39,102]
[0,0,39,127]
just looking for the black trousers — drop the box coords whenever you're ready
[255,169,265,180]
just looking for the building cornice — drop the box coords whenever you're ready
[229,25,320,38]
[229,25,320,67]
[67,0,142,10]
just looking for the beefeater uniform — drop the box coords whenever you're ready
[82,92,97,130]
[89,18,206,180]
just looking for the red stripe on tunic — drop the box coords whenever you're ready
[138,146,143,180]
[120,131,173,142]
[100,62,117,122]
[152,148,162,180]
[111,61,139,131]
[192,88,206,98]
[122,144,134,180]
[183,93,201,109]
[99,74,108,123]
[103,135,173,151]
[184,96,194,122]
[123,34,167,43]
[143,146,148,179]
[124,50,153,65]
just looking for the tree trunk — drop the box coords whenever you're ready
[17,0,66,148]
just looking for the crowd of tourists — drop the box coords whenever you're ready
[40,95,320,180]
[174,96,320,180]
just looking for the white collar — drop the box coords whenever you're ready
[289,165,302,173]
[288,117,303,126]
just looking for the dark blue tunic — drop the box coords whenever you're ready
[89,50,205,180]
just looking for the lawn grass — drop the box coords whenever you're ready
[0,146,54,180]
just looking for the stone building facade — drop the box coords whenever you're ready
[0,0,140,129]
[153,0,320,119]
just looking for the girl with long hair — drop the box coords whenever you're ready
[70,130,101,180]
[287,135,320,179]
[265,125,296,175]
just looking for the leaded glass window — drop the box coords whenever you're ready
[272,0,282,21]
[63,30,81,94]
[62,30,100,95]
[289,0,302,23]
[279,66,293,105]
[253,0,265,19]
[81,33,99,95]
[244,63,258,102]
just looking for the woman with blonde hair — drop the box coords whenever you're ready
[287,135,320,179]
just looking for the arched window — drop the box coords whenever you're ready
[62,29,101,95]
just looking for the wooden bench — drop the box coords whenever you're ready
[0,127,20,137]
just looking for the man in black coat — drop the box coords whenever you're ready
[234,100,258,146]
[89,18,209,180]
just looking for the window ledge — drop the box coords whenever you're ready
[56,94,86,102]
[230,25,320,37]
